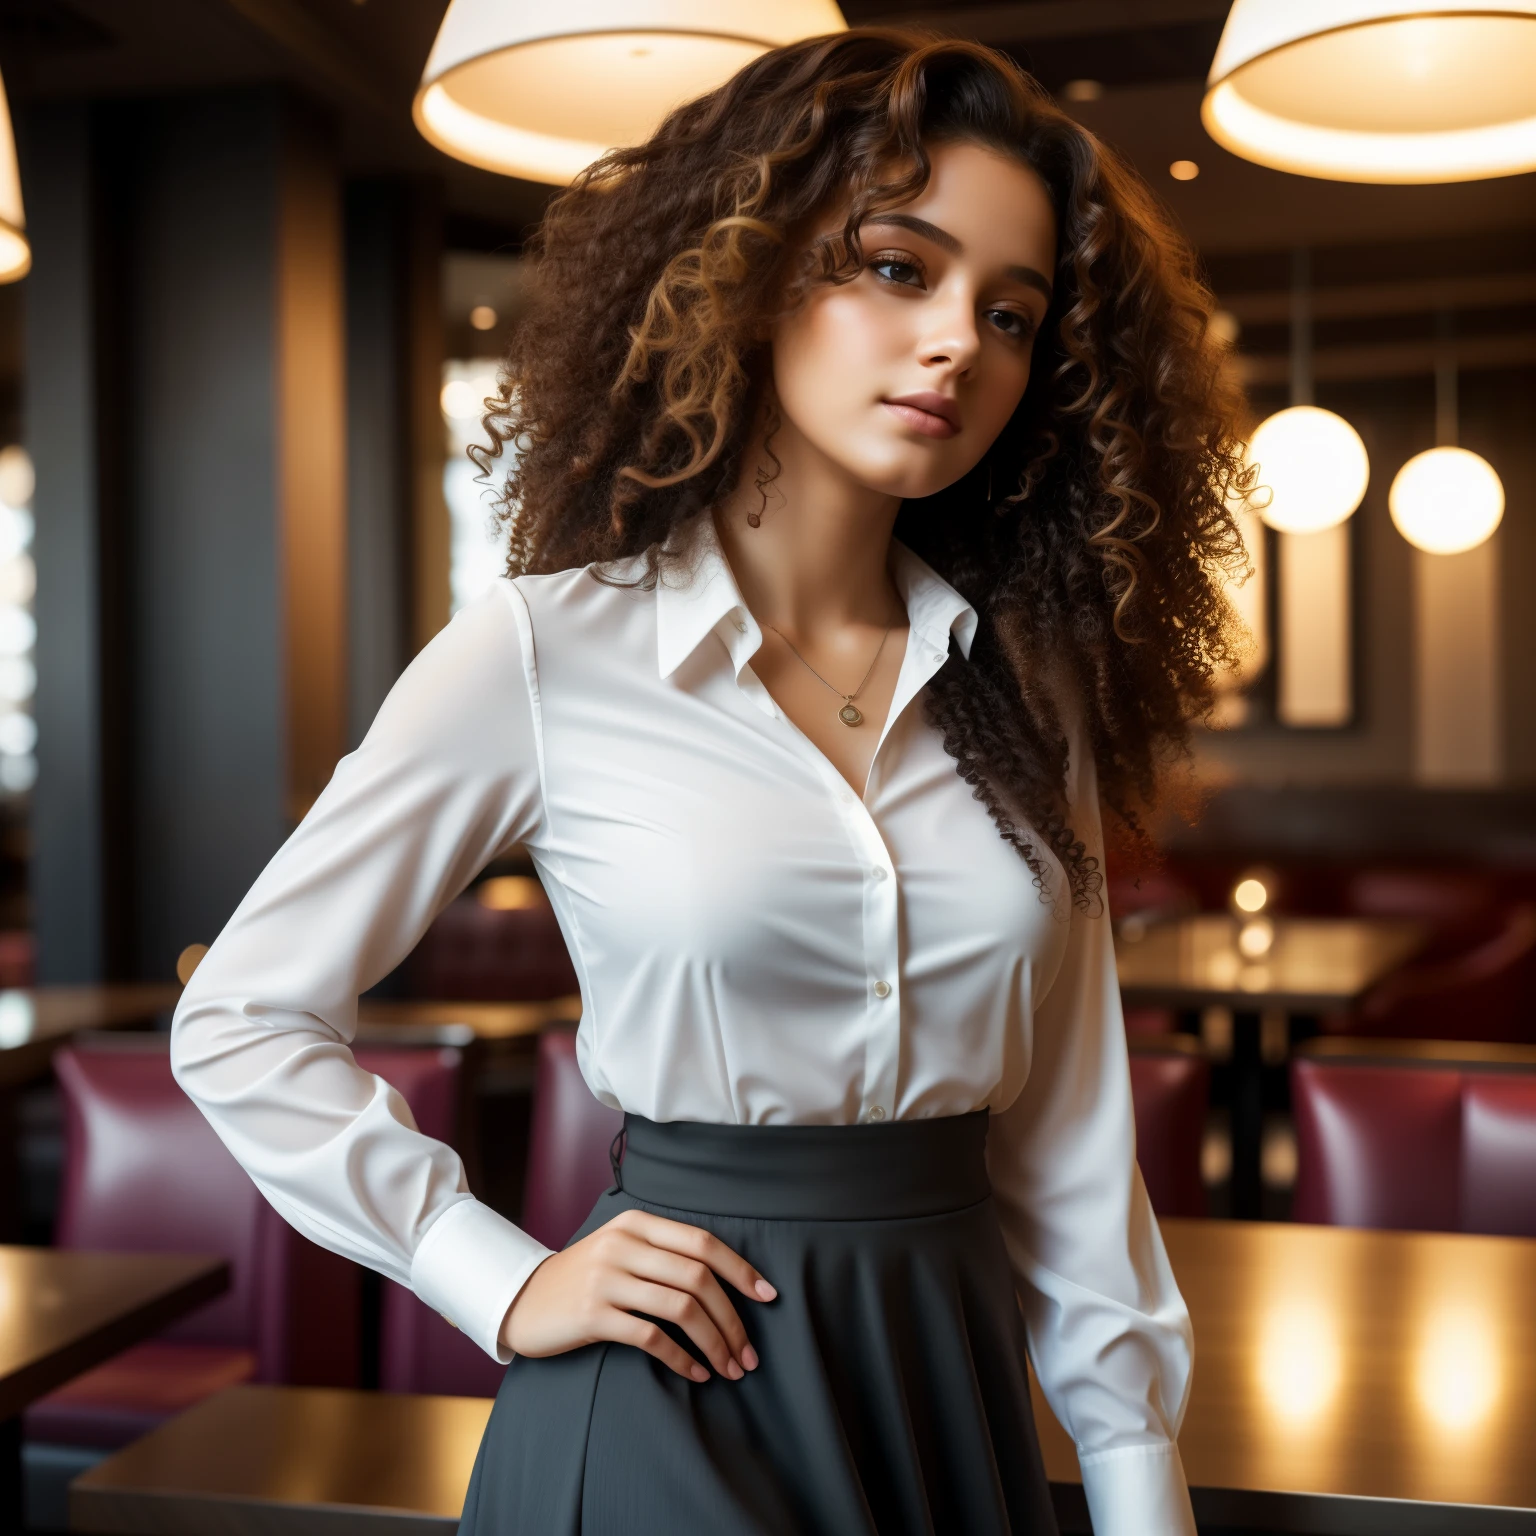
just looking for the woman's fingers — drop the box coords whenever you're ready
[614,1210,777,1302]
[609,1275,743,1380]
[609,1309,710,1383]
[620,1244,754,1370]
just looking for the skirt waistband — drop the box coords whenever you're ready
[613,1110,991,1221]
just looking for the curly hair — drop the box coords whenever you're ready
[472,28,1252,909]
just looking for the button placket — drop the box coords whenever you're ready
[849,795,902,1125]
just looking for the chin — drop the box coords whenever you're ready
[835,442,973,502]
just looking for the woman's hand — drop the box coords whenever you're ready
[499,1208,777,1382]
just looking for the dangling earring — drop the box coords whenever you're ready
[985,459,994,504]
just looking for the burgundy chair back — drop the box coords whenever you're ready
[1127,1049,1209,1218]
[1292,1055,1536,1236]
[363,1044,509,1397]
[1345,903,1536,1043]
[405,892,577,1001]
[53,1039,358,1385]
[522,1026,624,1252]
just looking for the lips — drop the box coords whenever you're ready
[882,392,961,440]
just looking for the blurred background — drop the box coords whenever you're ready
[0,4,1533,1531]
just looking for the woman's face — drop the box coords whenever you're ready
[769,139,1058,502]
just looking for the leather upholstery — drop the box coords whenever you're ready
[363,1045,508,1397]
[405,892,578,1001]
[1127,1051,1209,1218]
[27,1039,360,1449]
[1292,1057,1536,1235]
[1341,903,1536,1043]
[521,1027,623,1253]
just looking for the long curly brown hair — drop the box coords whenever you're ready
[474,28,1251,908]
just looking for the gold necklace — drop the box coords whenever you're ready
[766,621,895,727]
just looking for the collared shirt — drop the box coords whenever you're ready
[172,516,1196,1536]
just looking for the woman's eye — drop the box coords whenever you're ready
[988,309,1036,341]
[870,258,924,288]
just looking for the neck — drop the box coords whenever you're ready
[713,401,905,637]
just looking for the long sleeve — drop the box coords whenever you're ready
[986,721,1197,1536]
[170,580,556,1364]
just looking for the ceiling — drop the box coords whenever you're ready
[1,0,1533,264]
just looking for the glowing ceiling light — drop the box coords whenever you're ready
[1244,407,1370,534]
[1203,2,1536,183]
[1389,447,1505,554]
[0,70,28,283]
[414,0,848,185]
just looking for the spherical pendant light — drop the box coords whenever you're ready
[1389,447,1505,554]
[415,0,848,185]
[0,70,29,283]
[1244,406,1370,534]
[1203,1,1536,183]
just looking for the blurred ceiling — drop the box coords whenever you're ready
[0,0,1533,260]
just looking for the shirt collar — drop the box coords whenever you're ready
[655,514,978,680]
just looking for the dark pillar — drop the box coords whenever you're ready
[25,90,349,983]
[343,179,444,746]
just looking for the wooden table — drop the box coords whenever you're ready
[69,1220,1536,1535]
[0,1246,227,1530]
[356,996,581,1042]
[1116,916,1424,1216]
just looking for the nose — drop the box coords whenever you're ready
[916,288,982,377]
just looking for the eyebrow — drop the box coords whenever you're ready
[861,213,1054,301]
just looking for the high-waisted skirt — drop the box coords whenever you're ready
[456,1110,1058,1535]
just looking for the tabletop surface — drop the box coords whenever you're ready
[0,1246,228,1418]
[356,996,581,1040]
[1115,914,1425,1010]
[73,1220,1536,1534]
[1037,1219,1536,1530]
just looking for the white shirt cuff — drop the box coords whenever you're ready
[1079,1441,1196,1536]
[409,1197,555,1363]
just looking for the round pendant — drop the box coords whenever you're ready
[838,702,864,726]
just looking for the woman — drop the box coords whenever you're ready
[172,29,1248,1536]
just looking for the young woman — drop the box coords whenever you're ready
[173,29,1248,1536]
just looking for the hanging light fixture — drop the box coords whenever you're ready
[1243,250,1369,535]
[0,69,29,283]
[1203,2,1536,183]
[1389,315,1505,553]
[415,0,848,185]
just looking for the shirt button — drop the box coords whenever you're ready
[873,979,891,998]
[866,1105,886,1123]
[732,618,747,633]
[871,867,887,882]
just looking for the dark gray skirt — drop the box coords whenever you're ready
[456,1111,1058,1535]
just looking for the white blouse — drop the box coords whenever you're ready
[171,515,1196,1536]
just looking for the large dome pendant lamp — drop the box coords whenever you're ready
[1245,250,1369,536]
[414,0,848,185]
[1203,1,1536,183]
[1389,318,1505,554]
[0,68,29,282]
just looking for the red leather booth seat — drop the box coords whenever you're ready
[1340,903,1536,1044]
[405,891,577,1001]
[26,1038,360,1450]
[522,1027,624,1253]
[1127,1049,1209,1218]
[1292,1055,1536,1235]
[368,1045,509,1397]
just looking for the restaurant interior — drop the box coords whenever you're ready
[0,1,1533,1532]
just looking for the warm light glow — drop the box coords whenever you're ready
[0,445,33,508]
[469,304,498,331]
[1063,79,1104,103]
[1169,159,1200,180]
[1244,407,1370,534]
[414,1,848,184]
[441,377,496,421]
[0,70,28,283]
[1233,876,1270,915]
[1388,446,1505,554]
[1258,1296,1342,1423]
[477,875,546,911]
[1415,1305,1501,1431]
[1238,916,1275,958]
[176,944,209,986]
[1203,3,1536,183]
